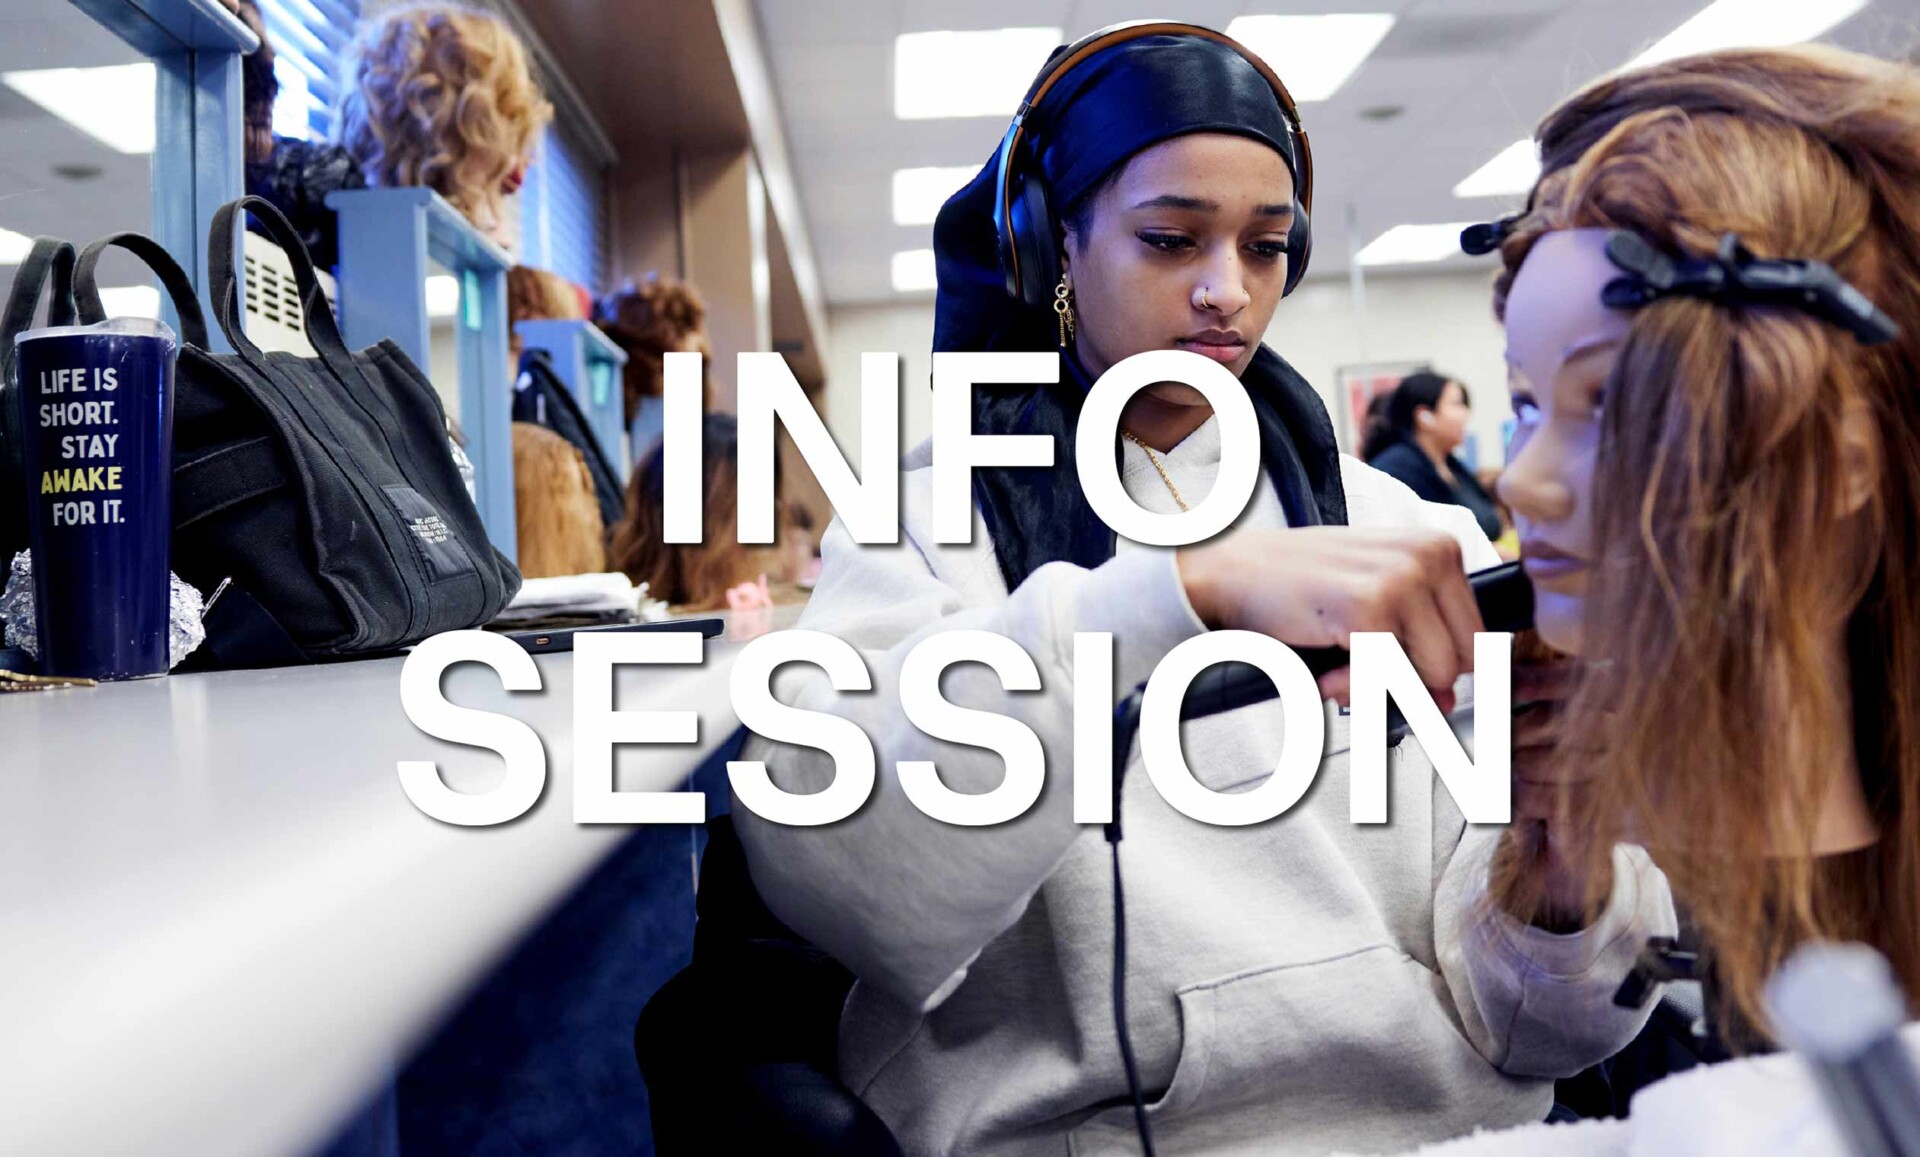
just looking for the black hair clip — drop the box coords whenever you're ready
[1602,230,1899,346]
[1460,212,1523,257]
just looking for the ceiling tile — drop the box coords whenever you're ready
[756,0,1920,304]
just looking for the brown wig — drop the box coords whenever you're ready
[506,265,585,358]
[512,422,604,578]
[1489,46,1920,1040]
[594,278,713,422]
[338,5,553,237]
[608,415,789,610]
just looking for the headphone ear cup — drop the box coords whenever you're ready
[1284,205,1312,296]
[1009,176,1059,310]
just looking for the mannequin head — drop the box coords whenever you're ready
[596,277,713,421]
[1492,45,1920,1034]
[339,5,552,238]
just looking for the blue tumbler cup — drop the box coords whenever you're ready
[13,318,177,679]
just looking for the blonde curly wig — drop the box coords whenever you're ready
[338,5,553,235]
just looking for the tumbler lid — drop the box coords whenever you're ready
[15,316,177,346]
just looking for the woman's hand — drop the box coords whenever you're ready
[1497,656,1612,931]
[1177,526,1484,710]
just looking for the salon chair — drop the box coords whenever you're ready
[635,811,903,1156]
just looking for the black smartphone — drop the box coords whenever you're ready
[508,618,726,654]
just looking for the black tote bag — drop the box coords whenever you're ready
[0,196,521,667]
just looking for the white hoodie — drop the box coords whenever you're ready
[736,418,1676,1156]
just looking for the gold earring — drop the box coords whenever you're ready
[1054,272,1076,346]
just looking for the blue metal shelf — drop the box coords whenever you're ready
[326,187,518,562]
[514,318,631,480]
[74,0,258,353]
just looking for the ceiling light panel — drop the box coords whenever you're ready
[891,249,938,293]
[1453,139,1539,199]
[892,166,979,226]
[1629,0,1869,69]
[2,63,156,155]
[1224,14,1397,102]
[1355,223,1480,267]
[0,228,33,265]
[894,28,1062,119]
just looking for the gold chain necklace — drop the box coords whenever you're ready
[1121,430,1191,512]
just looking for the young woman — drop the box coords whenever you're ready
[736,26,1674,1154]
[1364,370,1503,541]
[1489,45,1920,1048]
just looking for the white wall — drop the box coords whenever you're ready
[1267,270,1514,466]
[822,301,939,455]
[823,268,1513,470]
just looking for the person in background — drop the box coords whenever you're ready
[1365,370,1504,541]
[338,5,553,250]
[607,415,803,611]
[223,0,368,271]
[1357,387,1393,462]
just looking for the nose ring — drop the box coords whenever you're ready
[1198,286,1213,310]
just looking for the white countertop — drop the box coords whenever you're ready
[0,610,793,1157]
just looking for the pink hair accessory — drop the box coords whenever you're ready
[725,574,772,613]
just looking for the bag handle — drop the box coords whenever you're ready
[208,195,355,372]
[1,238,78,371]
[73,233,210,349]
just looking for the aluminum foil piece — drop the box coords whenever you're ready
[0,551,34,655]
[168,573,207,667]
[1,550,206,669]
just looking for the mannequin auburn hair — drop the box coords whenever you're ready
[609,416,792,610]
[338,5,552,235]
[506,265,584,357]
[595,278,714,422]
[1489,45,1920,1042]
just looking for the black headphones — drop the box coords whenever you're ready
[993,20,1316,309]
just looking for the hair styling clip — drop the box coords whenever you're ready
[1602,231,1900,346]
[1460,212,1524,257]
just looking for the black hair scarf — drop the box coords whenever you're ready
[932,32,1347,592]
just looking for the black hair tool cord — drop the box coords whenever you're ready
[1108,685,1157,1156]
[1110,829,1156,1155]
